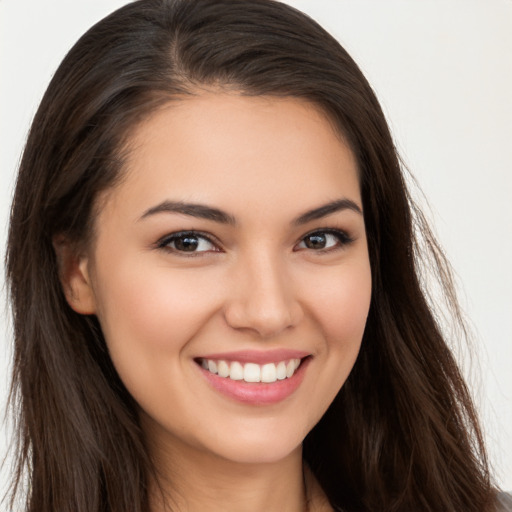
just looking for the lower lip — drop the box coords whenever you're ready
[198,357,311,405]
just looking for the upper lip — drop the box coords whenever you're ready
[196,349,311,365]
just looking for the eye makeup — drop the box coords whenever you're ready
[156,230,221,255]
[294,228,354,253]
[154,227,355,257]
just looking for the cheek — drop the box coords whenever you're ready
[299,257,371,416]
[306,259,372,347]
[92,257,223,374]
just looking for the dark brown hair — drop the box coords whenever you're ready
[5,0,496,510]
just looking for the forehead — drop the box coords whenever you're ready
[101,93,361,222]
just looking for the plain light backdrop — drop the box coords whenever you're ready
[1,0,511,500]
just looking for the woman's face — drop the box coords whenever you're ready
[70,93,372,465]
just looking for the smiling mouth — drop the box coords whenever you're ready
[196,357,304,383]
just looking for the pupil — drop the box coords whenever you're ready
[305,234,326,249]
[175,236,199,251]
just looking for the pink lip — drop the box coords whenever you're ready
[196,349,310,364]
[197,355,311,405]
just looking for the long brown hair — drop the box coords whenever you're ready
[5,0,495,510]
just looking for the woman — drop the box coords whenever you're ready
[4,0,507,510]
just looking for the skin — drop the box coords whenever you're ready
[60,93,372,512]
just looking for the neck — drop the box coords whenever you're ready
[146,433,307,512]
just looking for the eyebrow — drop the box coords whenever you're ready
[292,198,363,225]
[140,200,236,224]
[139,198,362,225]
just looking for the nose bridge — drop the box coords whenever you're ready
[224,247,301,337]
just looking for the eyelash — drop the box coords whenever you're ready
[156,228,354,256]
[295,228,354,253]
[156,231,219,256]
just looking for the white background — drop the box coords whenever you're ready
[1,0,511,501]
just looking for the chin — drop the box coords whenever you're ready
[199,419,308,465]
[214,438,303,465]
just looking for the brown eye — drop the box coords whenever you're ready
[173,235,200,252]
[304,233,329,249]
[159,232,217,253]
[296,230,353,251]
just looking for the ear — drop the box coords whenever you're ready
[52,235,97,315]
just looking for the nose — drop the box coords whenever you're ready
[223,252,303,338]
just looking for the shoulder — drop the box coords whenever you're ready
[496,492,512,511]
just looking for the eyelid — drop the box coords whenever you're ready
[294,228,354,252]
[156,230,221,253]
[155,228,354,255]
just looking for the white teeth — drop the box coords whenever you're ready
[207,360,218,374]
[276,361,287,380]
[217,360,230,378]
[244,363,261,383]
[200,358,303,383]
[230,361,244,381]
[261,363,277,383]
[286,360,295,378]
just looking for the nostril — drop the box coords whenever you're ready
[223,302,302,338]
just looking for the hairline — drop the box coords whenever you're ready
[84,85,359,253]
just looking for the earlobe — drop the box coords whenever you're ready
[52,235,97,315]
